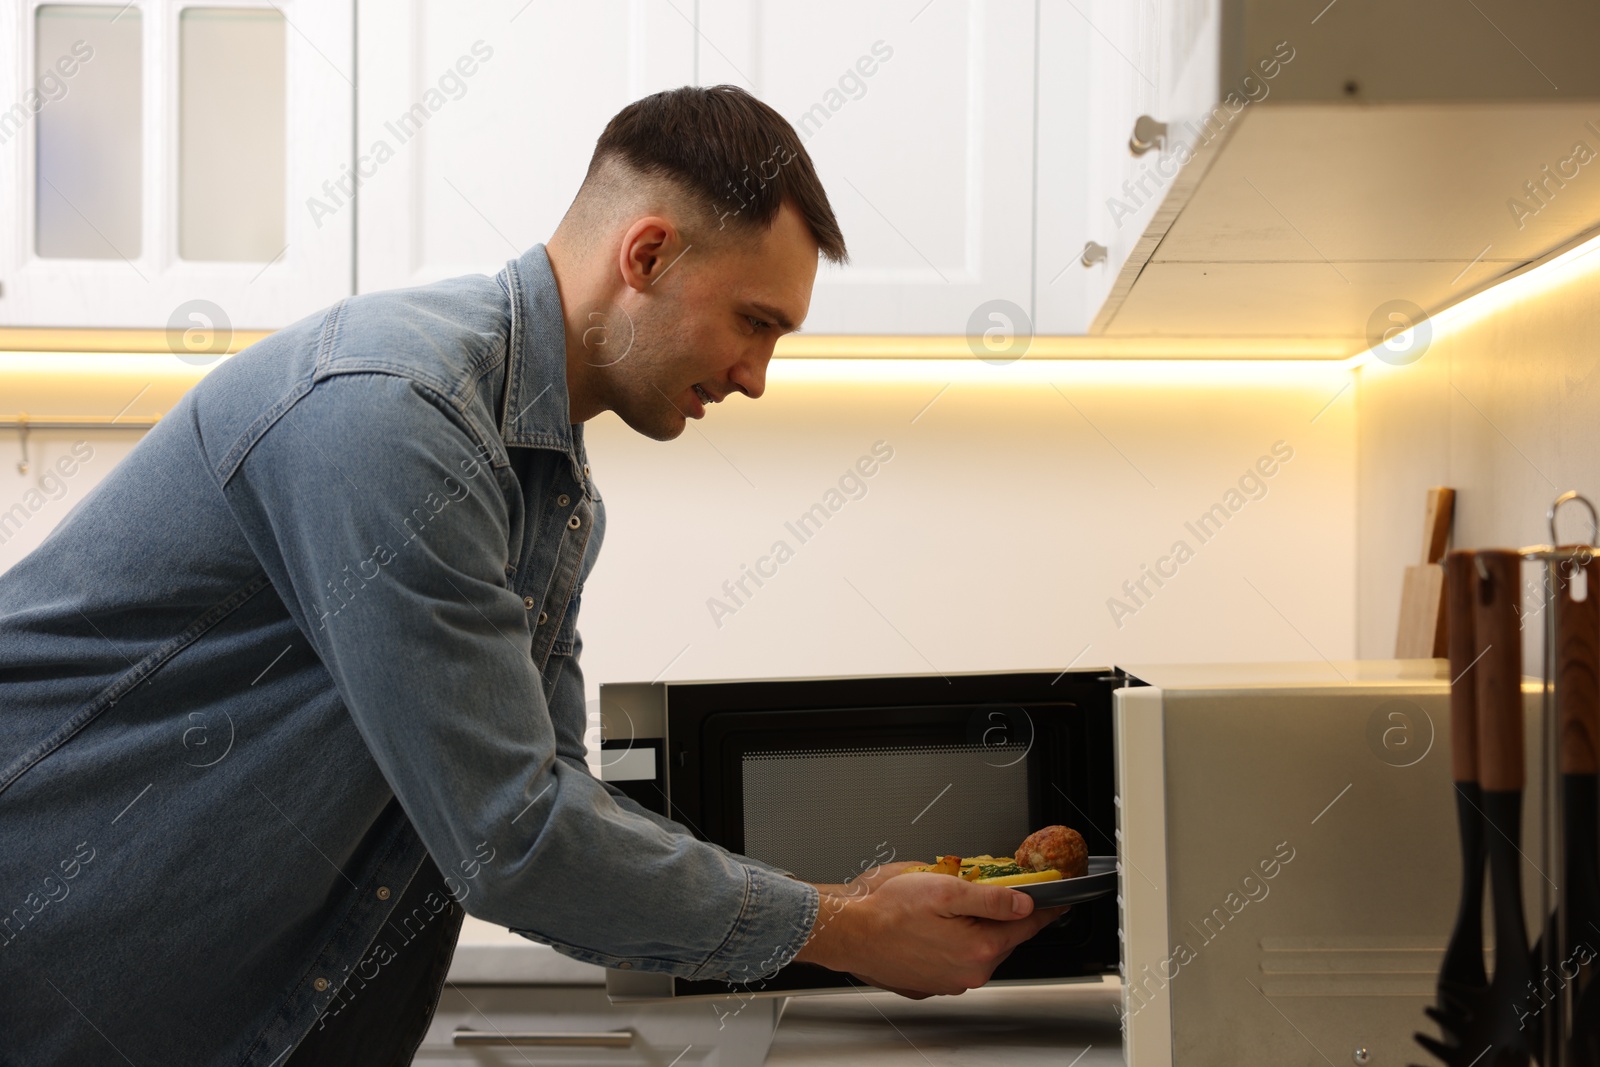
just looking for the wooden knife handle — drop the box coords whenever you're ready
[1556,551,1600,775]
[1473,550,1524,792]
[1445,551,1479,783]
[1422,488,1456,565]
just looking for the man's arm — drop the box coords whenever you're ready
[545,627,804,882]
[218,372,817,984]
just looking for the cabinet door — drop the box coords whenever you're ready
[1037,0,1219,334]
[0,0,352,330]
[355,1,694,294]
[1159,0,1219,142]
[1037,0,1155,333]
[1083,0,1160,324]
[1032,2,1093,334]
[697,0,1035,336]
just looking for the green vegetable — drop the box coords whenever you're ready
[969,861,1026,878]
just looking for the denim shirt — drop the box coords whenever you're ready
[0,245,819,1066]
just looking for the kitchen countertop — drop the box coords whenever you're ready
[767,978,1124,1067]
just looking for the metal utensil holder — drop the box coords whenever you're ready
[1521,490,1600,1067]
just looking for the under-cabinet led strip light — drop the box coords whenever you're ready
[7,218,1600,428]
[1347,224,1600,371]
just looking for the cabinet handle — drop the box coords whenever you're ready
[1128,115,1168,156]
[451,1028,635,1048]
[1080,241,1108,267]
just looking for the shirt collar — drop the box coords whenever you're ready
[498,243,577,456]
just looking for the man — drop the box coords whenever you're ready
[0,86,1061,1065]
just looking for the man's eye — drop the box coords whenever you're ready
[745,315,770,332]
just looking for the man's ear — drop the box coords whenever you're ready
[618,216,678,292]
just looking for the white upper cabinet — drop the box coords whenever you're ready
[696,0,1036,336]
[356,0,1037,337]
[354,1,694,294]
[0,1,1297,339]
[0,0,352,330]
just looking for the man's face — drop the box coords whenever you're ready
[599,201,818,441]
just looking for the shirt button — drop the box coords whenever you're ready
[568,514,581,530]
[557,494,570,507]
[523,596,536,610]
[617,961,633,970]
[376,886,391,900]
[314,977,330,991]
[537,611,549,626]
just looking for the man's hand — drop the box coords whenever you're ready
[807,860,922,899]
[794,870,1068,997]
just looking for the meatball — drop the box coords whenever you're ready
[1016,825,1088,878]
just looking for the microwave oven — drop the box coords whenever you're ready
[598,667,1125,997]
[598,660,1538,1067]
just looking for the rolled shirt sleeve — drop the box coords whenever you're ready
[219,372,818,983]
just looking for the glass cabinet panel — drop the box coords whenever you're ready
[179,8,286,261]
[35,5,143,260]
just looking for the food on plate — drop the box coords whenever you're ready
[899,825,1086,884]
[1016,825,1088,879]
[901,855,1063,886]
[911,855,963,877]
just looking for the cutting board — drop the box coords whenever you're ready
[1395,487,1455,658]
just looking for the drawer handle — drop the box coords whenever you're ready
[451,1028,635,1048]
[1128,114,1168,156]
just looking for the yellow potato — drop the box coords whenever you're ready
[899,855,963,877]
[974,869,1064,887]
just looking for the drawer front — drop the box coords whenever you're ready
[415,984,782,1066]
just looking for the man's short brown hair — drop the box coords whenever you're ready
[583,85,847,264]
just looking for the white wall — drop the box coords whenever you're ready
[579,359,1358,694]
[1357,242,1600,670]
[2,360,1359,693]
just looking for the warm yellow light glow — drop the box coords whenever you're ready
[773,334,1352,361]
[0,349,1351,429]
[1346,225,1600,370]
[0,351,225,425]
[769,357,1350,388]
[0,327,1351,361]
[0,328,269,354]
[0,350,230,380]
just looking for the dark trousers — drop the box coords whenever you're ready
[284,854,464,1066]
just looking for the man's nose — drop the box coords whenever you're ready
[730,348,770,400]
